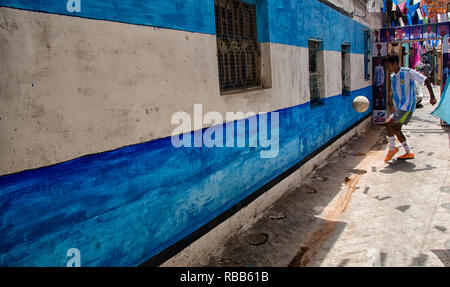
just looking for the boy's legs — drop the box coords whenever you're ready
[385,113,414,162]
[385,118,399,161]
[393,122,413,157]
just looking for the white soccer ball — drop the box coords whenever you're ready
[353,96,370,113]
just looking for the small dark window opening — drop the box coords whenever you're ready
[342,44,351,96]
[364,30,370,80]
[215,0,261,92]
[309,40,324,105]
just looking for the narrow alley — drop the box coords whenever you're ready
[2,0,450,273]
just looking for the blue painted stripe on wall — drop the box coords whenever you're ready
[267,0,369,53]
[0,0,216,35]
[0,86,372,267]
[0,0,369,53]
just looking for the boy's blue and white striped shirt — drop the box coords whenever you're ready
[390,67,427,112]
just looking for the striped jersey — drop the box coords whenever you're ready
[390,67,427,112]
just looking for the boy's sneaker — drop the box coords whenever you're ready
[397,152,415,160]
[384,147,399,162]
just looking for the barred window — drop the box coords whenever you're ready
[364,30,371,80]
[342,44,351,96]
[215,0,261,92]
[308,40,324,105]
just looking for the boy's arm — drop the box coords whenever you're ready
[410,69,437,106]
[387,81,395,113]
[424,78,437,106]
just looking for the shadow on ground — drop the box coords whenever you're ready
[379,161,436,173]
[430,250,450,267]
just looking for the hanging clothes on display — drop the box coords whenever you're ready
[432,79,450,125]
[411,42,422,69]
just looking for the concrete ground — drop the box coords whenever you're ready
[195,86,450,267]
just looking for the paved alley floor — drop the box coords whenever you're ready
[307,88,450,267]
[195,86,449,267]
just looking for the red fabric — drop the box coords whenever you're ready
[411,42,422,69]
[398,3,408,15]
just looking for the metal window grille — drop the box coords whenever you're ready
[215,0,261,92]
[309,40,323,105]
[342,44,350,95]
[364,30,370,80]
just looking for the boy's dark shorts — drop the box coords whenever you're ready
[389,109,413,125]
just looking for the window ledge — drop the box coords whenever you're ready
[220,86,272,96]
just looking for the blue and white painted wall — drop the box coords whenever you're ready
[0,0,382,266]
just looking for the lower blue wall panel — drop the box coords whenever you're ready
[0,87,372,266]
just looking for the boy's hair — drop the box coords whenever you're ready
[382,54,399,65]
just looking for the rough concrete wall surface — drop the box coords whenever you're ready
[0,0,381,266]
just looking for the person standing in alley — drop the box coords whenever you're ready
[421,58,432,79]
[382,54,437,162]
